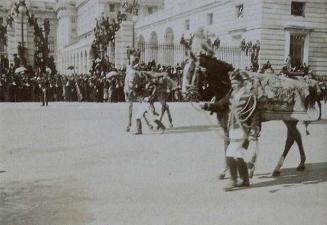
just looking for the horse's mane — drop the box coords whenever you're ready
[198,55,234,100]
[200,55,234,75]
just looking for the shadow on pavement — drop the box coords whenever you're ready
[308,118,327,125]
[251,162,327,191]
[163,125,220,134]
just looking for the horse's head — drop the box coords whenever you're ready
[197,55,234,100]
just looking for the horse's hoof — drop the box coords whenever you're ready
[272,171,280,177]
[126,126,130,132]
[149,126,154,130]
[249,168,255,179]
[224,180,237,192]
[247,162,255,170]
[218,173,226,180]
[296,164,305,171]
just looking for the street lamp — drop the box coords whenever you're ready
[17,0,28,66]
[132,15,138,48]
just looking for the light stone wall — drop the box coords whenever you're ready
[56,0,163,74]
[260,0,327,75]
[136,0,327,75]
[0,0,57,67]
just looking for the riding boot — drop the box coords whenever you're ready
[236,158,250,187]
[224,157,238,191]
[134,119,142,135]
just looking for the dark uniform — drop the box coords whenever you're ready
[38,77,49,106]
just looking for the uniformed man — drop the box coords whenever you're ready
[38,75,49,106]
[181,27,214,97]
[202,70,261,191]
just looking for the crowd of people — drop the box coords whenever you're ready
[1,53,327,104]
[0,56,186,103]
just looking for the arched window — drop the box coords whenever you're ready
[149,31,158,64]
[164,27,174,65]
[137,35,145,62]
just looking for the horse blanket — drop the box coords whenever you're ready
[242,71,321,121]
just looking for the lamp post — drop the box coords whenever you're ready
[132,15,138,48]
[17,0,28,66]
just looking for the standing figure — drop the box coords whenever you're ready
[124,48,142,132]
[285,54,292,71]
[38,76,49,106]
[202,71,261,191]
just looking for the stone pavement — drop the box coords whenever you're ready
[0,102,326,225]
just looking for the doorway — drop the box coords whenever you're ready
[290,33,305,68]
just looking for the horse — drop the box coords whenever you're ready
[125,69,174,132]
[184,54,315,178]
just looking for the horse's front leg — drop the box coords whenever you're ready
[126,102,133,132]
[272,121,294,176]
[143,114,153,130]
[218,133,229,180]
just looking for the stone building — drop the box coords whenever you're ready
[136,0,327,75]
[0,0,57,67]
[56,0,163,75]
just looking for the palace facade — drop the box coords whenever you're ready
[56,0,163,74]
[136,0,327,75]
[0,0,57,67]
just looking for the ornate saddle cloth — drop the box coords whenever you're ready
[244,72,320,121]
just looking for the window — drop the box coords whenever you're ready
[185,19,190,31]
[207,13,213,25]
[236,4,244,18]
[109,4,115,12]
[148,7,153,15]
[291,1,305,17]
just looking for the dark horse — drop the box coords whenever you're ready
[187,55,307,177]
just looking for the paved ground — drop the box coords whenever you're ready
[0,102,326,225]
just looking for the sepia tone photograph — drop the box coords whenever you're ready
[0,0,326,224]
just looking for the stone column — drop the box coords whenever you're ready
[115,20,133,69]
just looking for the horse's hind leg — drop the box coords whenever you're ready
[160,97,173,128]
[293,124,306,171]
[165,104,173,128]
[272,121,306,176]
[272,121,296,176]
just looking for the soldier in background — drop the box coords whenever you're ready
[240,38,246,51]
[245,41,252,56]
[212,37,220,50]
[38,76,49,106]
